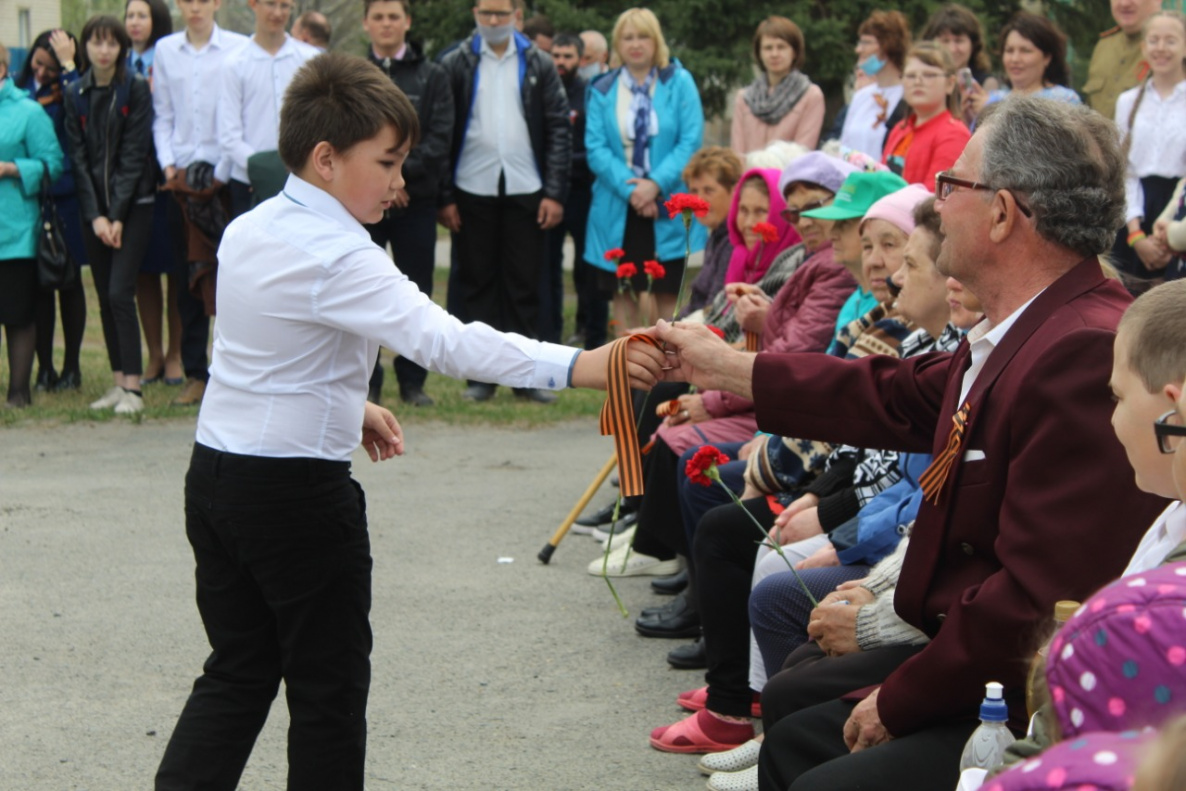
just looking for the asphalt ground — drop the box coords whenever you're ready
[0,418,716,790]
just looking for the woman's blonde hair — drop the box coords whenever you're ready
[610,8,670,70]
[904,41,960,116]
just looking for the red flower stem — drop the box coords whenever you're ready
[672,214,693,321]
[710,471,819,606]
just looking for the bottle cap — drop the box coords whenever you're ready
[1054,600,1080,623]
[979,681,1008,722]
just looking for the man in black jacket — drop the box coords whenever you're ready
[362,0,454,407]
[439,0,571,403]
[543,32,605,349]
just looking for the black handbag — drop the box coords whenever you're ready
[37,171,79,291]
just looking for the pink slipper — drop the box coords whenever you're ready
[650,709,755,754]
[678,686,763,718]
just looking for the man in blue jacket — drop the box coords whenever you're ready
[439,0,571,403]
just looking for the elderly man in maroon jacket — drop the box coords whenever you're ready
[654,96,1168,791]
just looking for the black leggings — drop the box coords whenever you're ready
[84,203,153,376]
[35,282,86,377]
[693,496,776,718]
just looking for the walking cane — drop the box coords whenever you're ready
[538,454,618,564]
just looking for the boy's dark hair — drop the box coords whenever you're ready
[552,32,583,57]
[127,0,173,48]
[279,53,420,172]
[524,15,554,40]
[363,0,409,16]
[1118,279,1186,393]
[82,15,133,83]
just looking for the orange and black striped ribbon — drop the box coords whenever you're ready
[599,334,663,497]
[919,401,971,505]
[744,331,760,352]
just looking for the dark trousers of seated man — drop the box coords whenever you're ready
[455,178,544,385]
[155,444,372,791]
[756,643,979,791]
[366,202,438,396]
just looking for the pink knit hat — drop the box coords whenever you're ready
[859,183,932,236]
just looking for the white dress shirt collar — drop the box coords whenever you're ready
[958,290,1044,405]
[282,174,371,241]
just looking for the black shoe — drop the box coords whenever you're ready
[591,511,638,542]
[52,369,81,392]
[399,386,435,407]
[513,387,557,404]
[635,608,701,639]
[640,592,689,619]
[34,367,58,392]
[651,568,689,595]
[667,638,707,670]
[461,383,496,402]
[367,382,382,405]
[575,499,639,527]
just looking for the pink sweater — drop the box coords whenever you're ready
[730,83,826,155]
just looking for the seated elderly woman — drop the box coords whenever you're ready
[643,185,933,766]
[588,154,866,581]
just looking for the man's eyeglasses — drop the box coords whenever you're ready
[934,171,1033,218]
[1155,410,1186,454]
[476,9,514,20]
[781,197,830,224]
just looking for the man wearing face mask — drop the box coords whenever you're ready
[543,32,605,349]
[578,29,608,82]
[439,0,571,403]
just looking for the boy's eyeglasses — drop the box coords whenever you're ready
[934,171,1033,218]
[1154,410,1186,454]
[781,197,830,224]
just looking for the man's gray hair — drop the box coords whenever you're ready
[977,96,1125,257]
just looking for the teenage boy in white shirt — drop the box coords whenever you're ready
[152,0,247,407]
[217,0,318,217]
[152,52,665,790]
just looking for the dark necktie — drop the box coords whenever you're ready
[134,56,145,75]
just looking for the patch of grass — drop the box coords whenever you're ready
[2,267,604,428]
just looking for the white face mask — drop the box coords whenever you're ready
[479,22,514,46]
[578,62,603,81]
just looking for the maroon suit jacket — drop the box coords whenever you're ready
[751,257,1167,736]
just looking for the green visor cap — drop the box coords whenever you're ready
[802,170,909,221]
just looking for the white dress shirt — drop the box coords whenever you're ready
[196,175,578,460]
[616,71,658,176]
[454,36,542,197]
[1122,501,1186,576]
[839,82,904,160]
[152,24,249,181]
[218,34,319,184]
[957,292,1042,406]
[1116,79,1186,222]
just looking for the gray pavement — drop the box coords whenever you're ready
[0,419,709,790]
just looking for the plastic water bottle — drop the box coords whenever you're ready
[959,681,1017,771]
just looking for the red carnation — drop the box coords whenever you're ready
[685,445,731,487]
[753,221,778,243]
[604,247,626,262]
[664,193,711,220]
[616,262,638,279]
[706,325,726,340]
[643,260,666,279]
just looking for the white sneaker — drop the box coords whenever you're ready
[586,543,684,577]
[707,765,758,791]
[602,525,637,552]
[114,390,143,415]
[698,739,763,775]
[90,386,125,409]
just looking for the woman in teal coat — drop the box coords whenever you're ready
[584,8,706,334]
[0,43,65,408]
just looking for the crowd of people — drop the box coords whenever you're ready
[5,0,1186,789]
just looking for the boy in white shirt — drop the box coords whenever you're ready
[217,0,318,216]
[153,52,664,790]
[151,0,247,406]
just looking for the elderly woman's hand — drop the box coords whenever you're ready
[664,392,710,426]
[807,599,864,657]
[734,294,770,334]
